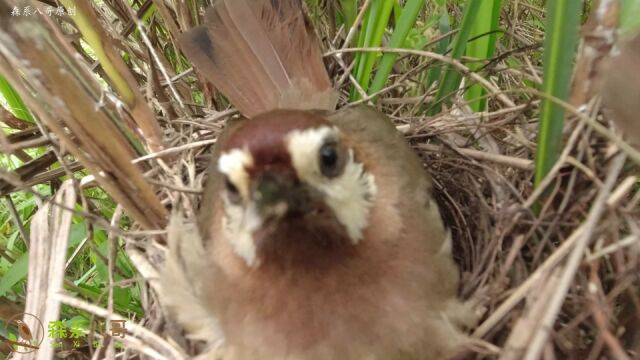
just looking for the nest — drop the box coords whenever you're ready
[0,1,639,359]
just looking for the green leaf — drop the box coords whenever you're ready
[0,75,33,122]
[404,28,429,50]
[534,1,581,188]
[0,252,28,297]
[369,0,426,100]
[350,0,395,100]
[425,10,451,93]
[113,287,131,309]
[67,316,91,333]
[431,0,482,114]
[68,223,87,248]
[340,0,357,30]
[620,0,640,35]
[464,0,502,112]
[73,283,102,299]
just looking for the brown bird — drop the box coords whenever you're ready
[165,0,474,359]
[14,319,33,342]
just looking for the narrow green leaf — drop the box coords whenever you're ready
[131,3,156,38]
[392,0,402,25]
[350,0,395,100]
[72,283,102,299]
[74,265,97,285]
[350,2,373,98]
[0,252,28,297]
[534,1,581,187]
[424,10,451,92]
[369,0,426,100]
[464,0,502,112]
[0,75,33,122]
[431,0,482,113]
[340,0,357,30]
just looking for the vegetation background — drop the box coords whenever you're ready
[0,0,639,358]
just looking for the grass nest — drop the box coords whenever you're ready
[0,1,639,359]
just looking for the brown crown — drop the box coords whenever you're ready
[223,110,330,177]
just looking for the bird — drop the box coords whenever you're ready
[14,319,33,343]
[164,0,474,359]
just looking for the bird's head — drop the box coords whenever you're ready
[215,110,377,267]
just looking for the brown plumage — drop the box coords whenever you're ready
[180,0,336,117]
[14,320,33,341]
[602,33,640,149]
[164,0,474,359]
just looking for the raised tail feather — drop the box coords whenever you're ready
[180,0,337,117]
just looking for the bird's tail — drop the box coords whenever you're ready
[180,0,337,117]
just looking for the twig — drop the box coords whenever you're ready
[3,195,29,247]
[134,19,186,110]
[523,153,627,360]
[106,206,123,359]
[132,139,217,163]
[56,293,187,360]
[472,224,584,338]
[342,0,371,50]
[326,47,516,108]
[417,143,534,170]
[523,122,586,209]
[588,264,632,360]
[473,162,634,339]
[515,88,640,166]
[587,235,639,261]
[607,175,637,208]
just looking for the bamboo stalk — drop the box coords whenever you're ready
[59,0,166,153]
[0,3,167,229]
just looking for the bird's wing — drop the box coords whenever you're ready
[162,213,224,345]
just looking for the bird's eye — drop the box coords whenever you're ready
[319,141,345,178]
[225,178,241,203]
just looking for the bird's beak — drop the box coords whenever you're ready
[252,173,316,221]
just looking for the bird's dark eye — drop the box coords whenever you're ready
[319,141,345,178]
[225,178,241,203]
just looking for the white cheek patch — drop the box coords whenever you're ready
[221,200,262,267]
[218,148,253,200]
[286,127,337,179]
[286,127,377,243]
[218,148,262,266]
